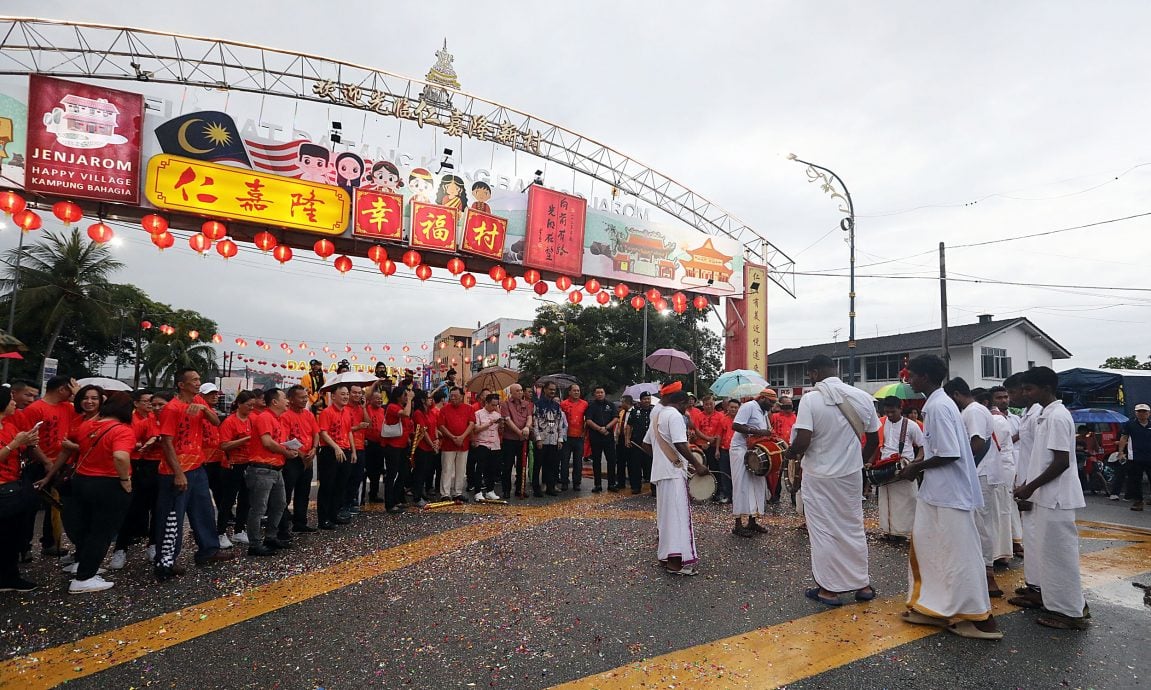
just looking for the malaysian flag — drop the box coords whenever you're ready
[244,138,308,177]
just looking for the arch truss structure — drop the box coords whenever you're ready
[0,16,795,296]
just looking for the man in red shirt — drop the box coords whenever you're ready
[317,383,354,529]
[15,374,77,557]
[345,385,370,515]
[154,368,232,580]
[381,386,413,511]
[244,388,297,556]
[692,395,730,503]
[363,388,387,504]
[437,387,475,502]
[560,384,588,491]
[768,396,797,503]
[280,384,320,534]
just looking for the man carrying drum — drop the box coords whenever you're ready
[870,396,925,542]
[729,389,777,538]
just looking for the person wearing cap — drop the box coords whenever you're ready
[623,392,653,495]
[301,360,326,414]
[1118,402,1151,511]
[642,383,709,575]
[729,388,775,537]
[787,354,880,607]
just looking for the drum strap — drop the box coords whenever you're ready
[897,418,908,456]
[835,400,866,436]
[652,409,685,469]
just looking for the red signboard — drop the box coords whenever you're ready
[409,201,459,251]
[460,208,508,259]
[523,186,586,275]
[354,190,404,240]
[25,75,145,204]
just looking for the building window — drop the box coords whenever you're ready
[982,347,1012,379]
[767,365,785,387]
[865,354,905,382]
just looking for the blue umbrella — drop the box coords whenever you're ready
[1070,408,1128,424]
[710,369,769,397]
[623,382,660,399]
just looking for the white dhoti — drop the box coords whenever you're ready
[655,477,698,565]
[1010,497,1023,545]
[729,447,766,517]
[803,472,869,592]
[878,479,917,537]
[908,500,992,621]
[1034,505,1086,618]
[1020,507,1041,587]
[976,476,1013,566]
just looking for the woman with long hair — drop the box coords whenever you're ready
[0,387,42,592]
[435,174,468,210]
[216,391,257,547]
[409,389,440,507]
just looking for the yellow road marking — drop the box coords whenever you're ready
[555,526,1151,690]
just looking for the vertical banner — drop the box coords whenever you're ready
[409,201,459,251]
[460,208,508,259]
[523,186,586,275]
[26,75,145,204]
[354,190,404,240]
[744,264,768,375]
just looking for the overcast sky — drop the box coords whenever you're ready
[2,1,1148,376]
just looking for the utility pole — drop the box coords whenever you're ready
[939,242,950,377]
[113,311,126,380]
[132,306,145,388]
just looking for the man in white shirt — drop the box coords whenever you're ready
[1006,372,1043,596]
[944,377,1007,599]
[729,390,774,537]
[1012,367,1089,630]
[642,383,709,577]
[983,387,1017,569]
[787,355,880,607]
[899,355,1001,640]
[871,396,925,541]
[993,384,1025,558]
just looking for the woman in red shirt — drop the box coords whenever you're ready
[410,389,440,507]
[216,391,256,545]
[381,387,413,512]
[0,387,42,592]
[56,392,136,593]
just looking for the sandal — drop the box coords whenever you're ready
[1007,595,1043,609]
[666,566,697,576]
[731,526,755,538]
[1036,611,1089,630]
[749,522,769,534]
[988,589,1004,598]
[947,621,1003,640]
[901,610,948,628]
[855,586,877,602]
[805,587,842,607]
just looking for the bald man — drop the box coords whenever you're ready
[500,384,534,499]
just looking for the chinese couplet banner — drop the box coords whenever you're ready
[26,75,145,204]
[460,208,508,259]
[354,190,404,240]
[523,186,586,275]
[409,201,459,251]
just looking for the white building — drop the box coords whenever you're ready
[766,315,1072,396]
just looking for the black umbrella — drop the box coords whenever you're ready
[535,373,581,389]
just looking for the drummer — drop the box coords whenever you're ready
[729,389,776,537]
[872,397,925,542]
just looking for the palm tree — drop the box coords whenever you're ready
[0,228,123,381]
[142,337,219,388]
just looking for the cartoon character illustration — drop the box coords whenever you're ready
[470,181,492,213]
[297,143,331,183]
[334,152,365,195]
[436,174,468,211]
[408,168,435,204]
[365,160,404,193]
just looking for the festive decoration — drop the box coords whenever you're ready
[673,300,688,314]
[141,321,153,330]
[379,258,397,276]
[502,276,517,293]
[314,238,335,260]
[630,295,646,311]
[334,255,353,274]
[188,233,212,254]
[645,288,662,303]
[596,291,611,305]
[402,249,422,268]
[446,257,466,275]
[273,245,293,264]
[653,298,667,312]
[86,222,113,244]
[0,191,25,215]
[212,334,223,343]
[524,269,541,285]
[188,330,200,340]
[367,244,388,264]
[13,209,41,231]
[489,265,506,282]
[556,275,572,291]
[584,278,601,294]
[613,283,630,299]
[533,281,548,296]
[52,200,83,225]
[693,295,710,311]
[568,290,583,304]
[460,273,476,289]
[216,237,238,259]
[672,291,688,307]
[201,220,227,241]
[254,231,277,252]
[151,231,174,250]
[141,214,167,235]
[415,264,433,281]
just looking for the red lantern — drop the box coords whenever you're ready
[141,214,168,235]
[415,264,433,281]
[502,276,517,293]
[653,298,667,312]
[201,220,226,240]
[673,300,688,314]
[613,283,630,299]
[254,231,277,252]
[0,191,25,215]
[212,334,223,344]
[334,255,353,274]
[460,273,476,289]
[216,238,238,259]
[556,275,572,291]
[314,238,335,260]
[446,257,466,275]
[568,290,583,304]
[52,200,83,225]
[533,281,548,296]
[273,245,293,264]
[379,258,397,276]
[256,340,265,347]
[630,295,646,311]
[524,269,541,284]
[584,278,601,294]
[596,291,611,305]
[693,295,710,311]
[367,244,388,264]
[86,222,113,244]
[672,291,688,306]
[141,321,153,330]
[402,249,422,268]
[188,233,212,254]
[152,231,174,250]
[489,265,506,282]
[188,330,200,340]
[645,288,662,303]
[13,209,41,231]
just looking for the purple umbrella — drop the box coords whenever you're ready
[644,348,696,374]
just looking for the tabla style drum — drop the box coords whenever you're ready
[687,472,717,502]
[866,454,903,487]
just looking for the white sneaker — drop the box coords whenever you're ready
[63,563,107,575]
[69,575,114,594]
[484,491,500,501]
[59,553,76,566]
[218,534,234,549]
[474,491,486,502]
[107,550,127,570]
[145,545,156,561]
[1110,495,1120,501]
[231,531,250,545]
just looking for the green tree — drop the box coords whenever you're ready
[1100,355,1151,370]
[141,308,220,388]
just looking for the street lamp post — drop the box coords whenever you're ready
[534,298,568,373]
[788,153,857,386]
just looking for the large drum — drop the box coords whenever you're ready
[687,472,717,502]
[746,437,788,496]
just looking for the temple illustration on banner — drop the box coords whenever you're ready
[42,93,127,148]
[678,237,735,286]
[419,39,461,109]
[592,225,678,280]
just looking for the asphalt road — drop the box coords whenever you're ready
[1,484,1148,689]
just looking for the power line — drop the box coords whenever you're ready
[791,271,1151,294]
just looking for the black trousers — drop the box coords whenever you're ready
[64,476,132,581]
[625,444,646,493]
[317,447,352,524]
[533,444,559,491]
[588,433,616,488]
[466,447,481,493]
[614,440,629,487]
[472,445,501,493]
[1128,463,1151,502]
[116,460,159,550]
[365,441,386,499]
[500,440,527,497]
[280,455,314,530]
[215,464,249,535]
[412,448,436,501]
[716,449,733,500]
[383,444,411,509]
[345,449,365,508]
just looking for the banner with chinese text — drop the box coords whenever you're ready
[26,75,145,204]
[744,264,768,374]
[144,154,350,234]
[460,208,508,259]
[523,186,585,275]
[354,190,403,240]
[409,201,459,251]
